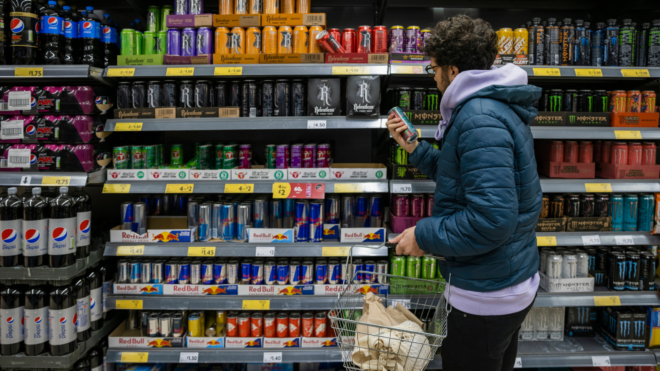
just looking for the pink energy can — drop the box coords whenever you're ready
[317,143,330,168]
[239,144,252,169]
[392,194,410,217]
[426,195,434,217]
[303,144,316,168]
[290,144,303,168]
[642,142,657,165]
[627,142,643,165]
[411,195,425,217]
[276,144,289,169]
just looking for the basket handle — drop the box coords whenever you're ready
[338,242,389,297]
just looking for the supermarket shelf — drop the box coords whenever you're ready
[535,231,660,246]
[106,348,343,363]
[0,170,107,187]
[105,116,386,132]
[103,180,389,194]
[104,64,389,78]
[390,180,436,193]
[0,66,112,86]
[106,295,346,311]
[408,126,660,140]
[535,288,660,307]
[0,314,122,368]
[104,242,388,258]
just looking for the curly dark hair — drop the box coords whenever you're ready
[422,15,498,72]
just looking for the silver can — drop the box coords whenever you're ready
[227,259,239,284]
[133,202,147,235]
[539,248,552,274]
[188,201,199,240]
[576,251,590,278]
[546,254,563,279]
[561,254,578,279]
[212,203,222,239]
[198,204,211,242]
[159,313,172,337]
[237,204,250,242]
[141,261,152,284]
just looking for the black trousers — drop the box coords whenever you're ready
[439,300,534,371]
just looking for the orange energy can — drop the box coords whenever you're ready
[215,27,231,54]
[293,25,309,53]
[314,311,326,337]
[496,28,513,54]
[226,312,238,337]
[234,0,247,14]
[230,27,246,54]
[288,313,301,337]
[626,90,641,113]
[301,312,314,337]
[250,313,263,337]
[263,0,278,14]
[513,27,528,55]
[296,0,310,13]
[249,0,261,14]
[262,26,278,53]
[642,91,657,113]
[246,27,262,54]
[276,312,289,337]
[278,26,293,53]
[264,312,276,338]
[309,26,323,53]
[609,90,627,112]
[281,0,294,13]
[238,312,250,337]
[220,0,233,14]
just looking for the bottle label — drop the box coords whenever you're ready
[79,20,100,39]
[64,20,77,39]
[90,287,102,322]
[76,295,90,332]
[9,12,38,48]
[76,210,91,247]
[48,305,76,345]
[48,217,76,256]
[101,26,112,43]
[0,306,24,344]
[40,15,63,35]
[1,219,22,256]
[24,307,49,345]
[102,280,112,313]
[23,219,48,257]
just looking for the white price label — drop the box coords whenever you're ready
[256,246,275,257]
[307,120,327,129]
[592,356,610,366]
[514,357,522,368]
[20,176,31,185]
[392,299,411,309]
[615,235,634,245]
[7,91,32,111]
[392,184,413,193]
[263,352,282,363]
[1,120,24,139]
[179,352,199,363]
[7,148,30,168]
[581,235,601,246]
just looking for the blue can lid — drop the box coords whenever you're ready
[86,6,94,11]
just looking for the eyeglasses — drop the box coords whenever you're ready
[425,64,439,75]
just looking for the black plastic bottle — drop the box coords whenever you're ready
[71,187,90,259]
[87,269,102,331]
[39,0,63,63]
[49,282,77,355]
[49,187,76,268]
[0,0,7,64]
[0,187,23,267]
[10,0,38,64]
[79,6,101,67]
[74,275,90,341]
[62,5,78,64]
[89,346,103,371]
[99,264,110,319]
[23,187,48,267]
[101,13,117,67]
[24,285,49,355]
[0,285,24,355]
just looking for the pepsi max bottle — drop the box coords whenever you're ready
[23,187,48,267]
[87,270,102,330]
[0,285,24,355]
[49,187,76,268]
[74,276,90,341]
[10,0,38,64]
[62,5,78,64]
[49,282,77,356]
[101,14,117,67]
[0,187,23,267]
[24,285,49,355]
[79,6,101,67]
[72,187,90,259]
[39,0,63,63]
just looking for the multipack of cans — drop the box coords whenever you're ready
[0,143,98,172]
[518,307,565,341]
[536,89,656,113]
[391,194,433,218]
[223,311,330,338]
[128,310,187,338]
[0,86,99,115]
[318,26,388,54]
[388,25,431,54]
[218,0,310,14]
[597,306,648,350]
[1,115,100,144]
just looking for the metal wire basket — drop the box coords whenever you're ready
[328,243,448,371]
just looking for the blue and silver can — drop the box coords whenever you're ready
[133,202,147,235]
[251,259,264,284]
[355,196,368,228]
[277,259,289,285]
[283,199,295,228]
[253,199,268,228]
[265,259,277,285]
[188,201,199,241]
[237,204,250,242]
[177,195,188,216]
[121,202,133,230]
[117,260,129,283]
[141,261,152,284]
[388,106,419,144]
[609,194,624,231]
[152,260,164,283]
[152,195,163,216]
[352,258,364,283]
[271,200,283,228]
[341,196,354,228]
[241,259,252,284]
[315,258,327,284]
[178,262,191,284]
[221,203,235,240]
[363,260,376,283]
[201,260,214,284]
[227,259,239,284]
[130,261,142,283]
[309,201,324,243]
[212,203,222,239]
[328,258,340,284]
[638,194,654,232]
[214,260,227,284]
[325,196,340,224]
[295,201,309,242]
[369,196,383,228]
[190,260,201,284]
[623,194,639,231]
[139,196,151,215]
[198,204,211,242]
[164,262,178,284]
[289,259,301,285]
[301,260,314,284]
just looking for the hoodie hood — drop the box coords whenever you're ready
[435,64,541,140]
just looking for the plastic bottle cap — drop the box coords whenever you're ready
[33,188,41,195]
[86,6,94,11]
[7,187,17,195]
[104,14,110,18]
[63,5,70,9]
[60,187,68,194]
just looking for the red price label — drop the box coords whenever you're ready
[272,183,325,199]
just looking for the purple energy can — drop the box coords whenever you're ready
[317,143,330,168]
[389,26,404,53]
[415,28,422,52]
[276,144,289,169]
[303,144,316,168]
[181,27,196,57]
[196,27,213,55]
[239,144,251,169]
[426,195,434,217]
[393,194,410,217]
[290,144,303,168]
[167,29,181,56]
[189,0,203,14]
[175,0,188,14]
[411,195,425,217]
[405,26,418,53]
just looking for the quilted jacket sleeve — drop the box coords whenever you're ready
[408,140,441,181]
[414,114,519,257]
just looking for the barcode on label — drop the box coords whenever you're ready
[155,108,176,118]
[0,159,6,168]
[8,91,32,110]
[2,128,21,136]
[371,54,388,62]
[303,14,324,24]
[9,156,28,163]
[7,148,30,168]
[1,120,24,140]
[9,99,29,106]
[0,103,8,111]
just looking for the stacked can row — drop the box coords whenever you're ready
[387,25,431,54]
[217,0,311,15]
[540,140,657,165]
[536,89,657,113]
[391,194,434,218]
[391,140,439,166]
[385,87,441,112]
[389,254,440,280]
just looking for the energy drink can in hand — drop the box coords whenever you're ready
[389,106,419,144]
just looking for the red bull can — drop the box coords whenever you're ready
[141,262,152,284]
[241,259,252,284]
[277,259,289,285]
[121,202,134,230]
[309,201,324,243]
[214,260,227,284]
[164,262,177,284]
[327,259,340,284]
[369,196,383,228]
[130,261,142,283]
[201,261,214,284]
[355,196,368,228]
[352,258,364,283]
[178,262,191,284]
[301,260,314,284]
[252,259,264,284]
[190,260,202,284]
[117,260,129,283]
[295,201,309,242]
[221,203,234,240]
[290,259,302,284]
[363,260,376,283]
[376,260,388,284]
[283,199,295,229]
[265,259,277,285]
[315,259,327,284]
[325,197,340,224]
[152,260,164,283]
[270,200,283,228]
[227,259,239,284]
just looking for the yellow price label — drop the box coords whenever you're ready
[585,183,612,193]
[322,246,350,257]
[15,67,43,77]
[621,69,650,77]
[214,67,243,75]
[334,183,363,193]
[536,236,557,246]
[165,184,194,193]
[272,183,291,198]
[332,66,368,75]
[242,300,270,310]
[166,67,194,76]
[121,353,149,363]
[117,245,145,256]
[533,68,561,77]
[103,184,131,193]
[574,68,602,77]
[187,246,216,257]
[614,130,642,140]
[114,122,143,131]
[116,300,143,310]
[41,176,70,186]
[594,296,621,306]
[225,184,254,193]
[391,65,425,74]
[107,68,136,77]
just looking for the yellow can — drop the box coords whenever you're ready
[278,25,293,53]
[513,27,528,55]
[231,27,246,54]
[188,313,203,337]
[215,27,230,54]
[263,0,278,14]
[496,28,513,54]
[296,0,310,13]
[216,311,227,334]
[234,0,247,14]
[246,27,262,54]
[249,0,261,14]
[220,0,233,14]
[262,26,278,53]
[281,0,294,13]
[308,25,323,53]
[293,25,309,53]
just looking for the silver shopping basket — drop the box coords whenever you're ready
[328,243,449,371]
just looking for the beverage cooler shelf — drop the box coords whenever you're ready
[104,64,390,78]
[409,126,660,140]
[0,66,113,86]
[393,179,660,194]
[0,171,106,187]
[105,295,347,311]
[0,245,103,283]
[105,348,343,364]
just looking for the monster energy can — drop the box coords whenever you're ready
[411,88,426,110]
[593,90,608,113]
[395,87,411,110]
[624,251,640,290]
[608,251,626,291]
[406,256,421,278]
[391,256,406,277]
[392,143,408,165]
[421,255,436,279]
[549,89,563,111]
[426,88,440,110]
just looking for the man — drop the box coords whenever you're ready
[387,15,543,371]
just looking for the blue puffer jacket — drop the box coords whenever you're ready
[410,79,543,292]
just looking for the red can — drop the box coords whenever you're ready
[641,91,657,113]
[238,312,251,337]
[264,312,276,338]
[578,141,593,163]
[314,311,327,337]
[276,312,289,338]
[594,141,602,163]
[549,140,564,162]
[611,142,628,165]
[316,30,346,53]
[328,28,342,45]
[288,312,301,337]
[342,28,356,53]
[563,141,578,163]
[227,312,239,337]
[250,312,263,337]
[626,90,641,113]
[642,142,657,165]
[627,142,643,165]
[602,141,613,163]
[372,25,388,52]
[426,195,434,218]
[357,25,372,53]
[301,312,314,337]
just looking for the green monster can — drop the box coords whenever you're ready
[130,146,145,169]
[406,256,421,278]
[157,31,167,55]
[199,144,213,170]
[431,141,440,150]
[171,144,183,167]
[143,31,157,55]
[223,144,238,169]
[265,144,276,169]
[113,146,129,169]
[426,88,440,110]
[120,29,136,55]
[215,144,224,170]
[391,256,406,277]
[144,146,158,168]
[422,255,437,280]
[160,6,173,31]
[135,31,143,55]
[147,6,160,33]
[157,144,164,166]
[392,143,408,165]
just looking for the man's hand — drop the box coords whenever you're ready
[389,226,425,257]
[386,112,418,154]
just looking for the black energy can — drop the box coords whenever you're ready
[563,89,577,112]
[561,19,575,66]
[593,90,608,113]
[395,87,411,110]
[274,79,290,117]
[241,80,258,117]
[548,89,563,112]
[147,81,161,108]
[550,194,565,218]
[162,80,178,107]
[565,194,580,217]
[179,80,194,108]
[117,82,132,109]
[230,81,242,108]
[596,248,608,270]
[576,90,593,112]
[608,251,626,291]
[594,194,609,217]
[579,194,595,217]
[131,81,147,108]
[261,80,274,117]
[214,82,227,107]
[291,80,306,116]
[255,82,263,117]
[412,88,426,110]
[640,251,655,290]
[625,251,640,290]
[194,80,210,108]
[426,88,440,110]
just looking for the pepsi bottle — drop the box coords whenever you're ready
[49,187,76,268]
[0,285,24,355]
[10,0,38,64]
[87,269,102,331]
[49,282,77,356]
[62,5,78,64]
[0,187,23,267]
[23,187,48,267]
[101,14,117,67]
[74,276,90,341]
[79,6,101,67]
[39,0,63,63]
[71,187,90,259]
[0,0,7,65]
[24,285,49,355]
[89,346,103,371]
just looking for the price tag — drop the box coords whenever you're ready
[514,358,522,368]
[179,352,199,363]
[107,68,135,77]
[117,245,145,256]
[15,67,43,77]
[225,184,254,193]
[256,247,275,257]
[621,69,650,77]
[614,130,642,140]
[8,91,32,110]
[533,68,561,76]
[1,120,24,139]
[263,352,282,363]
[166,67,194,76]
[7,148,30,168]
[322,246,350,256]
[391,65,424,74]
[392,183,412,193]
[214,67,243,75]
[594,296,621,306]
[332,66,368,75]
[188,246,216,257]
[115,122,143,131]
[41,176,71,186]
[536,236,557,246]
[20,176,31,185]
[307,120,327,129]
[585,183,612,192]
[581,235,601,246]
[574,68,602,77]
[592,356,611,366]
[103,184,131,193]
[242,300,270,310]
[391,299,411,309]
[121,352,149,363]
[165,184,194,193]
[272,183,291,198]
[116,300,143,310]
[615,235,634,245]
[334,183,363,193]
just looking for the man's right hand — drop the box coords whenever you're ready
[386,112,418,154]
